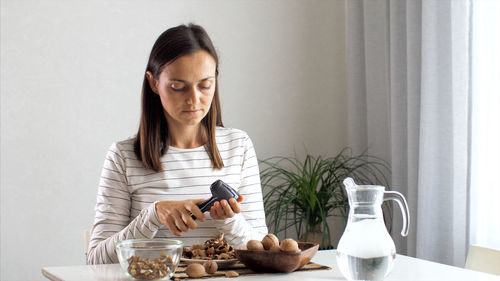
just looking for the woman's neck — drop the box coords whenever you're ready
[168,123,207,149]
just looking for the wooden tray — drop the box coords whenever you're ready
[172,261,331,280]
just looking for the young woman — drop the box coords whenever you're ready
[87,24,268,264]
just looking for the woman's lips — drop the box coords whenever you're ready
[183,109,200,114]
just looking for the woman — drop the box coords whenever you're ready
[87,24,268,264]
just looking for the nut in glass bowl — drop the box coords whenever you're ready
[115,239,184,280]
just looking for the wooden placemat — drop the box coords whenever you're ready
[172,261,332,280]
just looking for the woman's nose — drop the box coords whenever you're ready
[186,87,200,105]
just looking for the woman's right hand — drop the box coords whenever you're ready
[155,199,206,236]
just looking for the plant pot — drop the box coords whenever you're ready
[299,225,332,250]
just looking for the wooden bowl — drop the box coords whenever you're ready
[235,242,319,273]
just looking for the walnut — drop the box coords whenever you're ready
[182,233,236,260]
[203,260,218,274]
[126,252,173,280]
[269,244,281,252]
[261,233,280,250]
[246,240,264,251]
[280,238,300,252]
[185,263,205,278]
[225,271,239,277]
[207,247,215,255]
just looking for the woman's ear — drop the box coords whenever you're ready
[145,71,159,94]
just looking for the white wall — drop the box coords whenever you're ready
[0,0,346,280]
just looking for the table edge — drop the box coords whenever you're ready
[41,267,64,281]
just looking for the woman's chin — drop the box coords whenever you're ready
[182,118,203,126]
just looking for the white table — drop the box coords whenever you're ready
[42,250,500,281]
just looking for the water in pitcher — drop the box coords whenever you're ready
[336,254,394,281]
[336,178,409,281]
[336,218,396,281]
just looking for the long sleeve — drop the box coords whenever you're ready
[87,128,268,263]
[213,135,268,248]
[86,143,162,265]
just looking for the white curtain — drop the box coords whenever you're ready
[346,0,471,266]
[469,0,500,251]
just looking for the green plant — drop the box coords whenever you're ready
[260,148,391,249]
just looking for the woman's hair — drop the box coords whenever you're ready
[134,23,224,172]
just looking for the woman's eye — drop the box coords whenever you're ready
[199,82,212,89]
[171,83,185,91]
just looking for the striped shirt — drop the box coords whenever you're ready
[87,127,268,265]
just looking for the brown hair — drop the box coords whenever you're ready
[134,24,224,172]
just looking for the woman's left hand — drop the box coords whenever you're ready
[209,195,244,220]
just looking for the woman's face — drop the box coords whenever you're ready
[147,50,217,129]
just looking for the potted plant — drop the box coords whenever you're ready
[259,148,391,249]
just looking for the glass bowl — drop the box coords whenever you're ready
[115,239,184,280]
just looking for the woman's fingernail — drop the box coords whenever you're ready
[222,200,227,206]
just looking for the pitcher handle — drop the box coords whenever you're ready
[383,191,410,237]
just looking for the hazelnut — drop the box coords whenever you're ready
[280,238,300,252]
[185,263,205,278]
[246,240,264,251]
[203,260,218,274]
[225,270,239,277]
[261,233,280,250]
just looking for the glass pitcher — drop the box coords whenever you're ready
[336,177,410,281]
